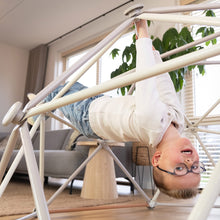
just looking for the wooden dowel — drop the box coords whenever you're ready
[138,12,220,27]
[144,3,220,14]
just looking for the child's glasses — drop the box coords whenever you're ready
[156,161,206,176]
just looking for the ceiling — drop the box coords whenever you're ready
[0,0,136,50]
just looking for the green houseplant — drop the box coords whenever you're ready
[110,10,216,95]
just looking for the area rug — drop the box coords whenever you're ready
[0,177,143,217]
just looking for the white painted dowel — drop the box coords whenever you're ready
[195,60,220,65]
[194,98,220,126]
[47,112,77,130]
[188,159,220,220]
[20,122,50,220]
[149,189,160,208]
[0,116,41,197]
[103,143,151,203]
[196,127,220,135]
[0,125,19,183]
[161,32,220,59]
[0,147,24,197]
[39,115,45,184]
[24,43,220,119]
[138,13,220,27]
[145,3,220,14]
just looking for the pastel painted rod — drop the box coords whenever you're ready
[0,125,19,183]
[196,127,220,135]
[195,60,220,65]
[188,159,220,220]
[20,122,50,219]
[194,98,220,126]
[24,42,220,120]
[161,31,220,59]
[0,115,42,197]
[24,17,134,111]
[138,13,220,26]
[145,3,220,13]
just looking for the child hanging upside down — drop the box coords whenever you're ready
[30,20,205,199]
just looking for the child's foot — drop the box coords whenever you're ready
[27,93,36,101]
[27,93,36,125]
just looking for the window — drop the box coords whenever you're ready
[66,49,97,87]
[194,64,220,116]
[99,31,135,96]
[197,124,220,187]
[183,0,220,187]
[64,31,135,96]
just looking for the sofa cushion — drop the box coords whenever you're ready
[0,134,22,150]
[0,132,9,141]
[0,130,135,181]
[32,129,73,150]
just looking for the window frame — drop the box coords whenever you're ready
[61,34,106,85]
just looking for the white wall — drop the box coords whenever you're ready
[0,43,28,132]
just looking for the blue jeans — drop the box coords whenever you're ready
[44,82,103,138]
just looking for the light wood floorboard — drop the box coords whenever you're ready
[1,195,220,220]
[1,205,220,220]
[1,177,220,220]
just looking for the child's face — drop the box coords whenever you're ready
[152,137,201,189]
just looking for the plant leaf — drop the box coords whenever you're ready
[120,87,125,96]
[162,28,178,50]
[197,65,205,75]
[179,27,194,43]
[153,38,164,54]
[196,27,205,35]
[110,48,120,59]
[122,46,132,62]
[212,38,217,45]
[205,9,216,17]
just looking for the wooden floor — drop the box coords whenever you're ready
[2,195,220,219]
[1,178,220,220]
[2,202,220,220]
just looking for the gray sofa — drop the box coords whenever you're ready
[0,129,135,190]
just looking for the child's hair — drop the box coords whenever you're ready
[153,167,198,199]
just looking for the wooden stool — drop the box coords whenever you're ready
[78,140,124,200]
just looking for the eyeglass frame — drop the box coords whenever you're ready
[156,161,206,177]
